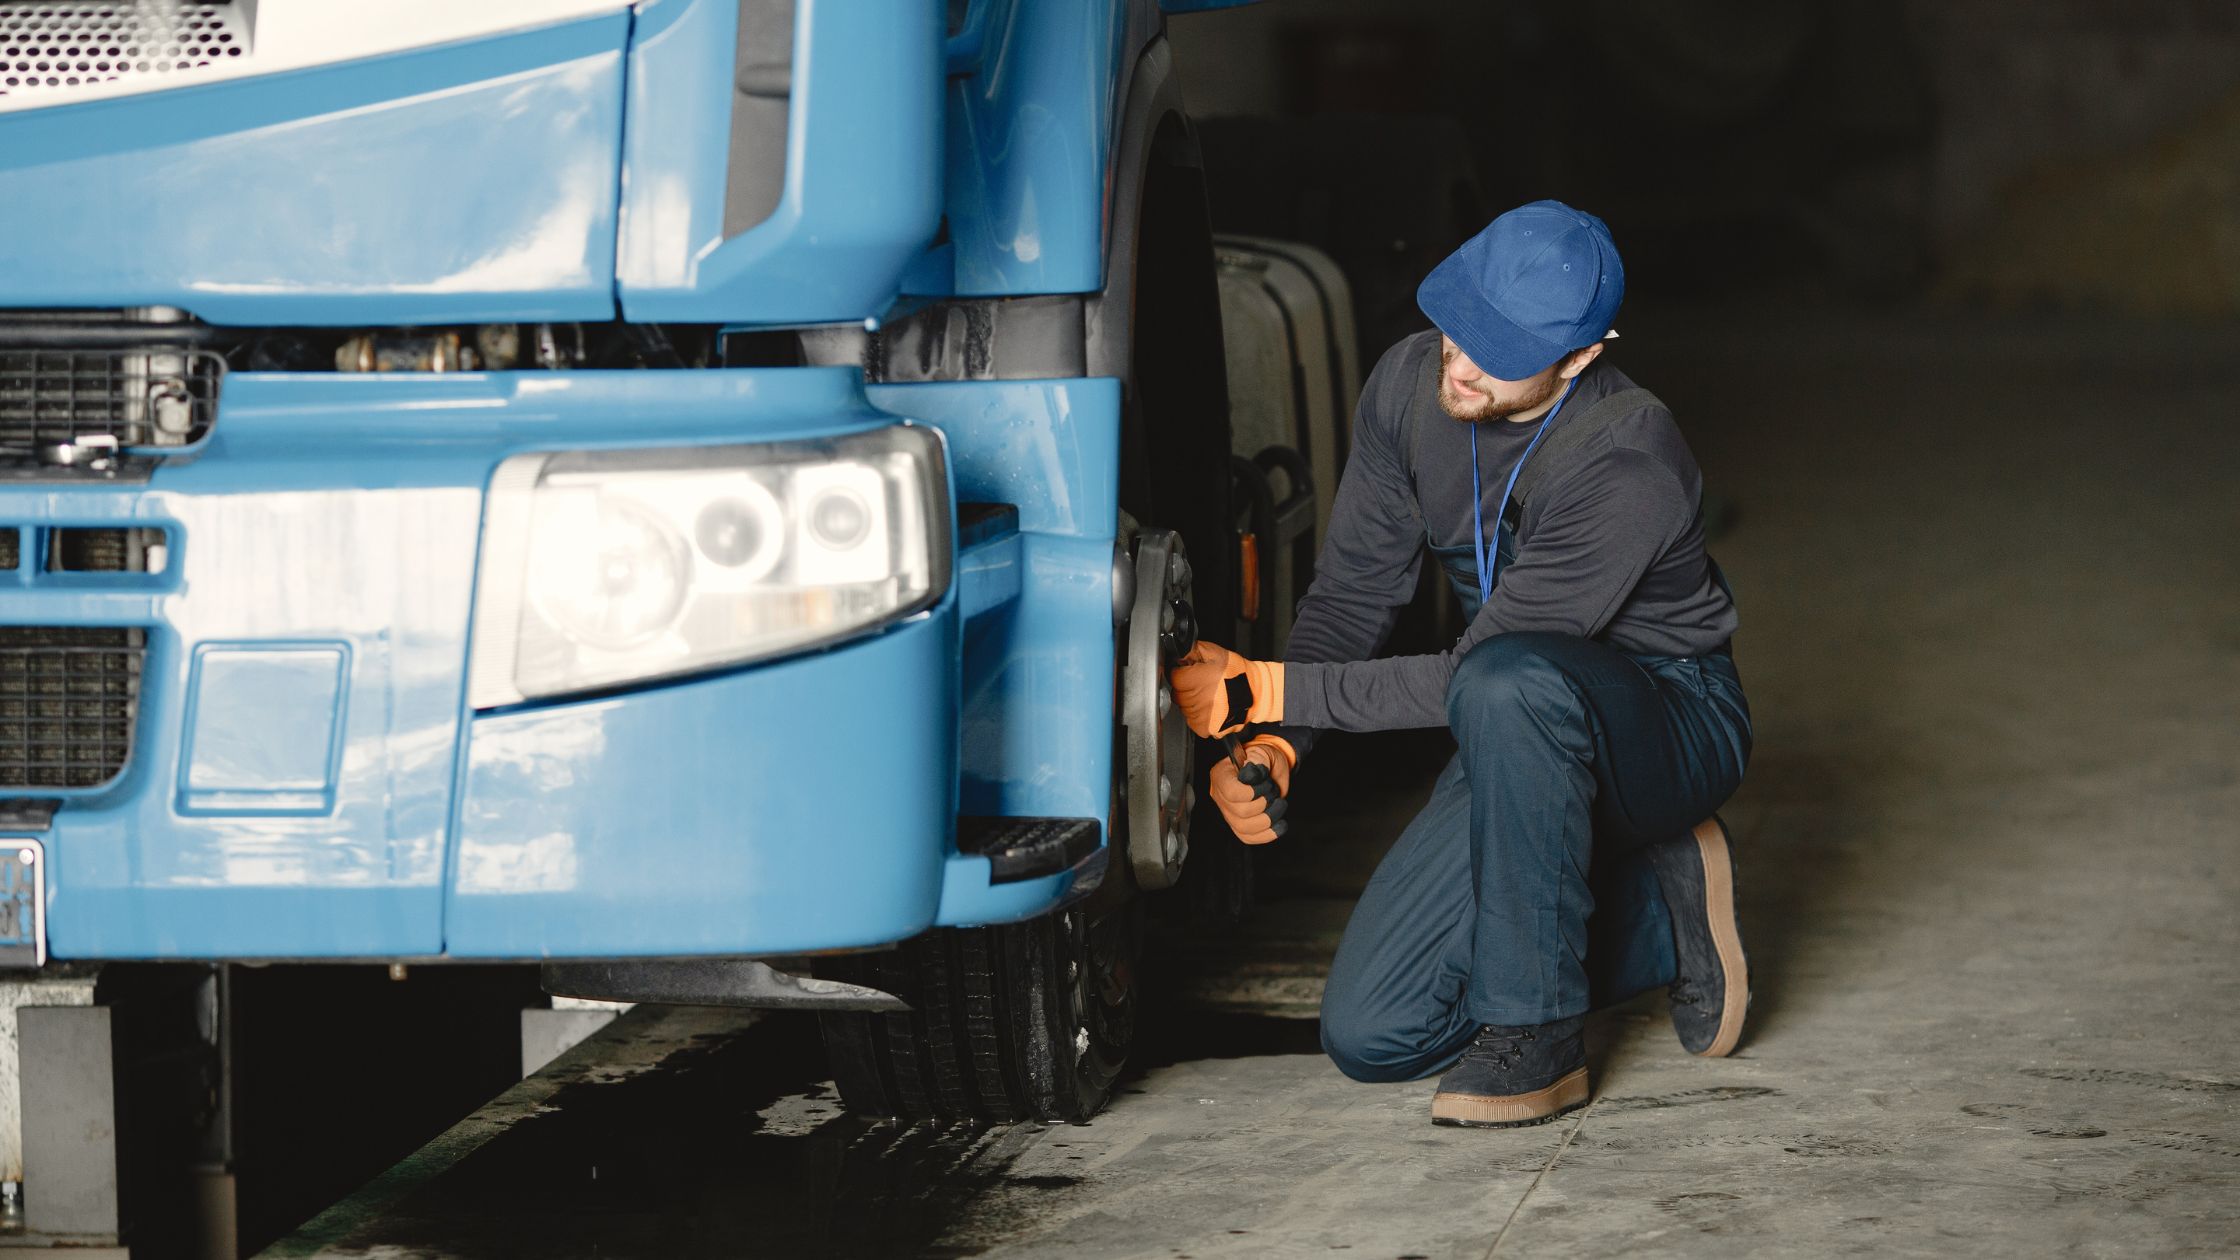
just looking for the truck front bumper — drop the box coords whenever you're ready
[448,608,961,957]
[11,368,1117,961]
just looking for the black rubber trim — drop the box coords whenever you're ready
[956,502,1020,550]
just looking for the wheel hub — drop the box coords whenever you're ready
[1119,526,1195,889]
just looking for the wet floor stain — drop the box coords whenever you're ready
[2020,1067,2239,1094]
[1652,1191,1748,1233]
[998,1175,1085,1189]
[1581,1131,1895,1158]
[1959,1101,2107,1139]
[2131,1132,2240,1160]
[1595,1085,1780,1112]
[2052,1167,2202,1206]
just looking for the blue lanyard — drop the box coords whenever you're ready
[1469,377,1579,608]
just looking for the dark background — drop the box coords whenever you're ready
[1170,0,2239,347]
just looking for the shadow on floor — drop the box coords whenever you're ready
[1716,745,1867,1048]
[1133,1010,1328,1073]
[276,1011,1061,1260]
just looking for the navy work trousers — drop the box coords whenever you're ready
[1319,631,1752,1083]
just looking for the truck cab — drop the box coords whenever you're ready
[0,0,1283,1163]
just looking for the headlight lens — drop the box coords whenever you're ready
[468,425,950,708]
[529,493,692,651]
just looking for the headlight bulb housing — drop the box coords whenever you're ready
[528,492,692,650]
[469,424,950,708]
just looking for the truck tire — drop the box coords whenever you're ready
[817,903,1138,1123]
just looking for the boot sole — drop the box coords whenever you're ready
[1691,816,1749,1058]
[1430,1067,1589,1128]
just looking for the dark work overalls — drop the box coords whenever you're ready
[1317,401,1753,1084]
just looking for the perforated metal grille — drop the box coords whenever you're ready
[0,626,144,789]
[0,1,247,99]
[0,347,221,456]
[49,526,165,572]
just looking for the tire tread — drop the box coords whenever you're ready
[822,926,1045,1123]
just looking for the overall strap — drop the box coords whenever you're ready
[1509,386,1664,510]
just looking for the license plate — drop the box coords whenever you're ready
[0,838,46,968]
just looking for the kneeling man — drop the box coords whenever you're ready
[1170,201,1753,1128]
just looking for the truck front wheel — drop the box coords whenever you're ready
[817,902,1138,1123]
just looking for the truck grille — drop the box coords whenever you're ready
[0,347,221,458]
[0,2,248,101]
[0,627,144,789]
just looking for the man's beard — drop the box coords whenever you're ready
[1436,345,1563,422]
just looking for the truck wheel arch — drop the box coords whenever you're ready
[1089,35,1235,643]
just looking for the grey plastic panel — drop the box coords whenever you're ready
[1214,234,1362,543]
[20,1005,119,1240]
[723,0,796,238]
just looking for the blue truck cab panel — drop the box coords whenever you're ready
[617,0,945,322]
[0,0,1216,962]
[0,13,632,325]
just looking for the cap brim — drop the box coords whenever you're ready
[1416,254,1570,381]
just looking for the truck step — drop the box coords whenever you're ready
[957,816,1099,884]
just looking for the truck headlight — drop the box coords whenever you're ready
[468,425,950,709]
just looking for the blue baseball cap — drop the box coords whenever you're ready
[1416,200,1625,381]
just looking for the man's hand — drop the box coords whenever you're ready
[1210,735,1296,845]
[1167,641,1284,738]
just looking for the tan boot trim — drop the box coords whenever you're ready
[1431,1068,1589,1125]
[1691,816,1749,1057]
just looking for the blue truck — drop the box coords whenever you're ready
[0,0,1267,1136]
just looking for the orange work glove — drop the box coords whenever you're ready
[1209,735,1297,845]
[1167,640,1284,738]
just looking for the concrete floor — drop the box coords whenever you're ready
[268,309,2240,1258]
[937,309,2240,1257]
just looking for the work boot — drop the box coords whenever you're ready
[1429,1017,1588,1128]
[1648,816,1750,1057]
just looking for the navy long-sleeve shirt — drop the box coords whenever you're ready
[1270,330,1737,748]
